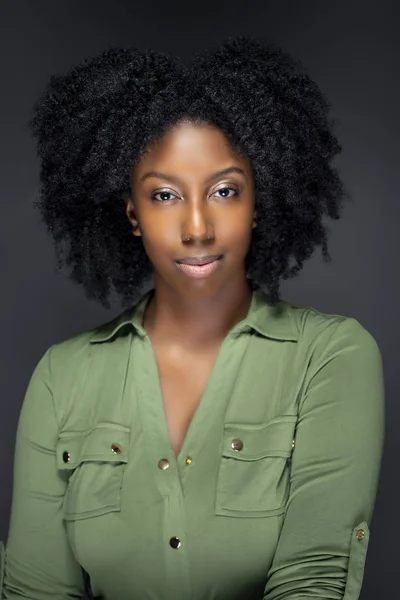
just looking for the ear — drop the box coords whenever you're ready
[126,197,141,237]
[252,210,257,229]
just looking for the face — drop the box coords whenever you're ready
[126,120,256,299]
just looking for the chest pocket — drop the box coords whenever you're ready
[56,422,130,521]
[215,415,297,518]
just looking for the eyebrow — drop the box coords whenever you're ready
[139,166,247,184]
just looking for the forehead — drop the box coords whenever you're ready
[134,121,249,177]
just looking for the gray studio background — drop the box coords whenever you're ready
[0,1,398,597]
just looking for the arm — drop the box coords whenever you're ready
[263,317,385,600]
[1,346,85,599]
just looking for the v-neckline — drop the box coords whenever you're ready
[135,286,256,468]
[145,333,230,465]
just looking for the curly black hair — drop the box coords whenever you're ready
[28,35,349,309]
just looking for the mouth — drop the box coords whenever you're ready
[174,255,223,278]
[175,254,223,266]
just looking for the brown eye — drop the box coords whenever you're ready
[151,190,176,202]
[213,186,239,199]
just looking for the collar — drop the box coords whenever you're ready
[89,286,299,344]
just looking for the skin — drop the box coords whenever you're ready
[125,120,257,351]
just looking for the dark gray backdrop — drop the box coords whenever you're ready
[0,1,398,597]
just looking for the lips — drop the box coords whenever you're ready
[175,256,223,278]
[175,254,223,266]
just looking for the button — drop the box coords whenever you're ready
[111,444,122,455]
[169,536,181,549]
[158,458,170,470]
[292,439,295,449]
[231,439,243,451]
[356,529,365,541]
[62,451,71,463]
[185,457,192,465]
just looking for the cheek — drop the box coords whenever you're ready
[139,218,177,260]
[218,216,253,248]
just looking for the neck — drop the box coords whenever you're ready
[143,275,253,349]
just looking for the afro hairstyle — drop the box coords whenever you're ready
[28,35,349,309]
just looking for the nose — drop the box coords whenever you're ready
[181,199,214,242]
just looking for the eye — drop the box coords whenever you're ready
[151,190,177,203]
[213,186,239,199]
[150,185,240,203]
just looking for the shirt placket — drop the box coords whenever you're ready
[132,326,252,600]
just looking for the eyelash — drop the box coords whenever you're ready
[151,186,240,203]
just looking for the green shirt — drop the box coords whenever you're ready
[0,287,385,600]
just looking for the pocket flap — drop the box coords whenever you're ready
[56,422,131,470]
[222,415,297,460]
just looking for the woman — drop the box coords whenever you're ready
[0,36,384,600]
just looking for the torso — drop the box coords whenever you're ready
[150,339,222,458]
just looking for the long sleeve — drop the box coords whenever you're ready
[1,346,85,599]
[263,317,385,600]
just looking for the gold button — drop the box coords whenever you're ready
[292,439,295,449]
[62,451,71,463]
[158,458,170,470]
[231,439,243,451]
[356,529,365,541]
[111,443,122,455]
[185,457,192,465]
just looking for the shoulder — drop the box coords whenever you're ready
[287,300,380,351]
[284,302,385,431]
[285,301,383,382]
[46,308,130,383]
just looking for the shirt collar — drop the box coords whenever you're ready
[89,286,299,344]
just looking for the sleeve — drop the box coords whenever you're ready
[0,346,86,599]
[262,317,385,600]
